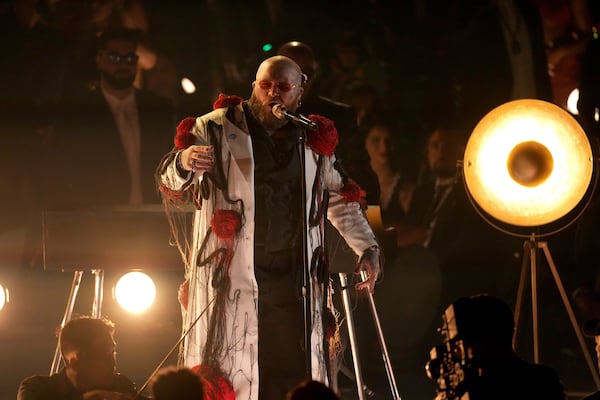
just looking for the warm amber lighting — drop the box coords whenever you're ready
[463,99,593,227]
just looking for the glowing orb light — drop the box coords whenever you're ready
[114,271,156,313]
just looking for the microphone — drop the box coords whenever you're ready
[271,103,318,131]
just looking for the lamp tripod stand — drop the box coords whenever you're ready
[514,234,600,387]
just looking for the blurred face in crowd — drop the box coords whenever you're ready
[62,321,117,391]
[248,56,304,131]
[96,38,138,90]
[427,128,465,179]
[74,334,117,390]
[365,124,395,166]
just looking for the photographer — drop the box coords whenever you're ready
[426,294,566,400]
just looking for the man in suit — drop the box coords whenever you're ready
[46,28,175,209]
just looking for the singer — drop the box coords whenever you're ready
[156,55,381,400]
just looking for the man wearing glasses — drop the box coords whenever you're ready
[156,55,380,400]
[44,28,175,209]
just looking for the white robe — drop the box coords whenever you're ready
[158,104,377,400]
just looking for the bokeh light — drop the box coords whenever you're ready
[114,271,156,313]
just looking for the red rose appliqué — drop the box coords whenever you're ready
[174,117,197,150]
[210,209,242,239]
[340,179,366,203]
[306,114,339,156]
[213,93,244,110]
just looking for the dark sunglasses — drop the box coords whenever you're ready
[255,80,299,93]
[104,52,138,65]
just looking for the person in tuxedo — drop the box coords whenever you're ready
[45,28,175,209]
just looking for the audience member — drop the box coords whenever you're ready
[533,0,593,109]
[319,30,389,109]
[344,80,386,129]
[581,314,600,399]
[150,366,205,400]
[155,55,381,400]
[45,28,175,210]
[427,294,567,400]
[577,30,600,140]
[276,40,363,178]
[395,124,517,302]
[286,379,342,400]
[17,316,139,400]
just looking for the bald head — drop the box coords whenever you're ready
[255,55,304,85]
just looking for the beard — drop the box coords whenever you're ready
[247,94,287,131]
[102,70,135,90]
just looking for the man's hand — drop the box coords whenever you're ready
[355,246,381,294]
[180,145,214,173]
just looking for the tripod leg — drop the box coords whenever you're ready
[338,272,367,400]
[50,270,83,374]
[513,240,531,349]
[540,242,600,387]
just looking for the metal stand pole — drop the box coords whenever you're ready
[360,271,401,400]
[91,269,105,318]
[514,235,600,387]
[50,270,83,374]
[339,272,367,400]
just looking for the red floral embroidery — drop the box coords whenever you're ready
[340,179,366,203]
[306,114,339,156]
[213,93,244,110]
[211,209,242,239]
[174,117,197,150]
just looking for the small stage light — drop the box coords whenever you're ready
[181,77,196,94]
[114,271,156,313]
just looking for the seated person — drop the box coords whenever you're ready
[580,299,600,400]
[17,316,139,400]
[150,366,205,400]
[286,379,342,400]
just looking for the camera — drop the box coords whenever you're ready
[425,301,478,400]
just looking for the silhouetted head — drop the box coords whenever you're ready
[452,294,516,352]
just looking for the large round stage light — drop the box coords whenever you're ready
[114,271,156,313]
[463,99,594,228]
[0,283,8,313]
